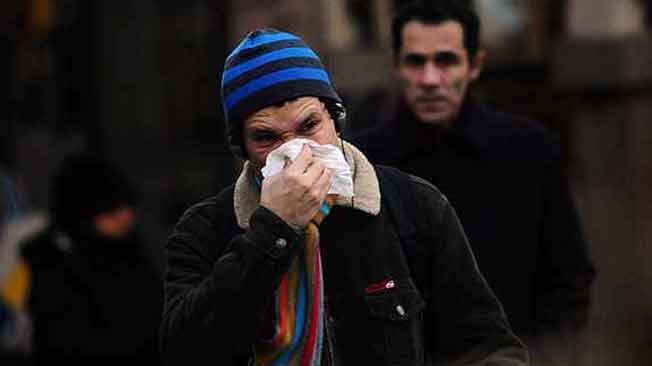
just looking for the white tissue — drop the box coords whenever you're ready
[260,138,354,197]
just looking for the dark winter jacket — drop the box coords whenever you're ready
[351,98,596,339]
[160,143,528,365]
[21,228,163,366]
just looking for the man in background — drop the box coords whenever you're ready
[352,1,596,362]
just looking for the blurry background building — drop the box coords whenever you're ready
[1,1,651,365]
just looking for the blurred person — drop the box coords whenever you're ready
[160,28,529,365]
[18,152,162,365]
[351,0,596,361]
[1,212,45,366]
[1,168,39,365]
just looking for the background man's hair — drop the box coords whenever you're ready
[392,0,481,61]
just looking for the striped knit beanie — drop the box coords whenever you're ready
[221,28,343,157]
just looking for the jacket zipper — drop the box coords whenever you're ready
[324,300,337,366]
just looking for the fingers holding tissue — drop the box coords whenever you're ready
[259,139,353,229]
[261,139,354,197]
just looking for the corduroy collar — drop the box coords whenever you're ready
[233,140,381,229]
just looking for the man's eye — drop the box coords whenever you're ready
[402,54,426,68]
[299,119,319,133]
[435,53,459,66]
[251,132,277,143]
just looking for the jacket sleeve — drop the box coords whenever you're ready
[534,153,596,334]
[418,182,530,366]
[159,203,303,365]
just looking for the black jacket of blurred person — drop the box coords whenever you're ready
[20,152,163,365]
[351,0,596,343]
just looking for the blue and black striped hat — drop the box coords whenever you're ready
[221,28,343,157]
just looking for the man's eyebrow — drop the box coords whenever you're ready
[403,52,426,58]
[402,53,427,62]
[248,126,276,133]
[245,123,277,134]
[435,50,458,57]
[302,111,321,120]
[291,110,319,125]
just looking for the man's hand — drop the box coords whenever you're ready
[260,144,333,230]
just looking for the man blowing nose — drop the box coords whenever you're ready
[159,28,529,366]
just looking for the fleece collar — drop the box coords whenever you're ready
[233,140,380,229]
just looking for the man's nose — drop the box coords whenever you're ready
[420,62,441,86]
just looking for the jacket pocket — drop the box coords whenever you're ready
[364,278,427,365]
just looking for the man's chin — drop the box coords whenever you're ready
[415,111,453,127]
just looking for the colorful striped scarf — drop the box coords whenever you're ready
[255,196,334,366]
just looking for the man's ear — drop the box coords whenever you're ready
[469,49,487,81]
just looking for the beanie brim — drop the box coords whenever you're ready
[227,78,341,133]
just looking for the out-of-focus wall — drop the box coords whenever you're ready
[568,0,646,38]
[554,1,652,360]
[96,0,234,269]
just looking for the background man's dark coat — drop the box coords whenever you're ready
[351,97,596,338]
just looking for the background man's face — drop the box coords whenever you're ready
[243,97,339,167]
[397,20,482,127]
[93,206,135,239]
